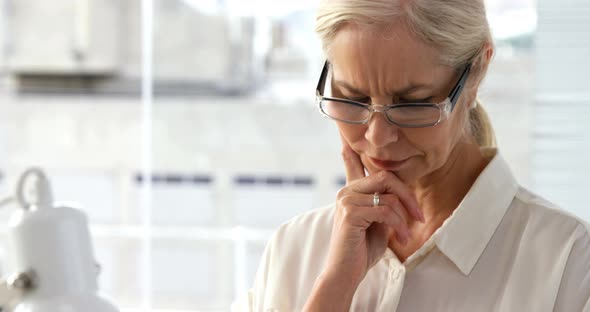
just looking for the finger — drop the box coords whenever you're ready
[361,194,413,243]
[352,193,411,227]
[366,222,392,249]
[368,206,411,244]
[379,194,410,228]
[340,133,366,184]
[338,196,411,243]
[351,171,425,223]
[394,230,410,246]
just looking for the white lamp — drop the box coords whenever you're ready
[0,168,119,312]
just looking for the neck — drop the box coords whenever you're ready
[411,140,489,226]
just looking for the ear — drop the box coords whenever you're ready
[484,43,494,62]
[477,42,494,78]
[467,43,495,92]
[464,43,494,109]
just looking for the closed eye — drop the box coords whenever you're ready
[343,96,434,104]
[345,96,370,103]
[399,97,434,103]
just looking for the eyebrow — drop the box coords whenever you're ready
[333,79,432,96]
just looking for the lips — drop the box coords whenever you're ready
[368,156,412,171]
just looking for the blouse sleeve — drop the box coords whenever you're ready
[553,222,590,312]
[231,205,334,311]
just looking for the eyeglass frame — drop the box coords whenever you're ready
[315,60,472,128]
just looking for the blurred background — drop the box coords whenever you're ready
[0,0,587,311]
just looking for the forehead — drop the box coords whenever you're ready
[328,24,452,94]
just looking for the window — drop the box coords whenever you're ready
[0,0,587,311]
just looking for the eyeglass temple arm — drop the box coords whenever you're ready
[448,64,472,111]
[316,60,330,96]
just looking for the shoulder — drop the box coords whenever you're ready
[511,186,590,277]
[276,203,335,237]
[489,186,590,310]
[514,188,590,310]
[246,204,336,310]
[267,203,335,258]
[512,186,590,237]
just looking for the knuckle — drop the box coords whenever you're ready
[341,205,355,221]
[336,186,350,199]
[337,195,353,208]
[337,196,346,208]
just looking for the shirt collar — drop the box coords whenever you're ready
[434,147,519,276]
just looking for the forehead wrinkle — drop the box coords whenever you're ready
[331,24,447,97]
[352,30,399,97]
[366,37,405,98]
[345,31,375,95]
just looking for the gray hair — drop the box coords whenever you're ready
[315,0,496,147]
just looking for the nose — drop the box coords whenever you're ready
[364,108,400,148]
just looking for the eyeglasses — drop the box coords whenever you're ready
[315,61,472,128]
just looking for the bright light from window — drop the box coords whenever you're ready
[489,9,537,40]
[224,0,319,17]
[180,0,219,15]
[485,0,537,40]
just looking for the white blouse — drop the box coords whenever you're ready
[232,148,590,311]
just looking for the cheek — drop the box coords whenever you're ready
[405,124,456,164]
[405,127,445,150]
[337,123,365,143]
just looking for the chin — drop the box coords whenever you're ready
[394,169,420,185]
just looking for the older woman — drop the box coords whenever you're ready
[233,0,590,311]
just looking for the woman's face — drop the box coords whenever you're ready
[329,24,476,186]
